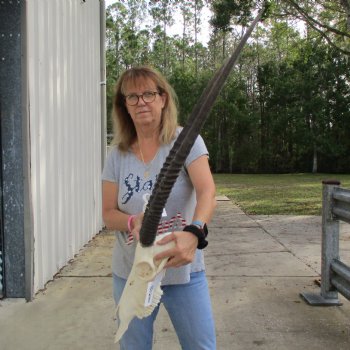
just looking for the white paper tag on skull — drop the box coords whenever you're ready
[144,269,166,307]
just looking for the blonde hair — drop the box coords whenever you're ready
[112,66,178,151]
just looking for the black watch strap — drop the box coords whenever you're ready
[183,224,208,249]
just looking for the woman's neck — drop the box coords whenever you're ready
[135,124,160,143]
[133,127,160,163]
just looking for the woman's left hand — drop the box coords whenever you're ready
[154,231,198,268]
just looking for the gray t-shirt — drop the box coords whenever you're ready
[102,128,208,285]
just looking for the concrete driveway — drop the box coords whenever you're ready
[1,197,350,350]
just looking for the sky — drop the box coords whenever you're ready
[105,0,212,45]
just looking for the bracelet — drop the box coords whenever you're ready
[191,220,204,228]
[127,215,136,232]
[183,224,209,250]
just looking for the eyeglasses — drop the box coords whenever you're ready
[124,91,160,106]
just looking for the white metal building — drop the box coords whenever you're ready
[0,0,106,300]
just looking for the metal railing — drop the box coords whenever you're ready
[301,180,350,306]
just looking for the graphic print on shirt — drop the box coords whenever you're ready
[122,173,154,204]
[122,171,187,245]
[126,213,187,245]
[157,213,187,235]
[125,180,186,244]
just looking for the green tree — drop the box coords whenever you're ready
[149,0,179,72]
[210,0,350,55]
[104,0,350,173]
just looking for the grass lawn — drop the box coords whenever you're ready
[214,173,350,216]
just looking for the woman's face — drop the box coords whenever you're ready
[123,78,166,130]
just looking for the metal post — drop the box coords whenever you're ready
[21,0,34,301]
[320,180,341,302]
[0,0,27,298]
[300,180,342,305]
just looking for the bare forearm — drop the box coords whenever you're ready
[103,209,129,231]
[192,191,217,224]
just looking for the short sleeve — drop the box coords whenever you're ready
[101,147,120,183]
[184,134,209,168]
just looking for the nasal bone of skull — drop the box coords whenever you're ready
[135,261,157,280]
[135,233,174,280]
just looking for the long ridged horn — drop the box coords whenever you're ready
[139,5,266,247]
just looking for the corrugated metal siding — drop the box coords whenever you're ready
[26,0,103,292]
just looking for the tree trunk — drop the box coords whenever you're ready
[229,145,234,173]
[216,120,222,172]
[115,24,120,76]
[340,0,350,31]
[194,0,198,77]
[163,22,167,72]
[182,11,185,70]
[312,144,318,173]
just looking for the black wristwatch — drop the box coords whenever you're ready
[183,221,208,249]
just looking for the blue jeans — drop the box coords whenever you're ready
[113,270,216,350]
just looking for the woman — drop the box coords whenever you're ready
[102,66,217,350]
